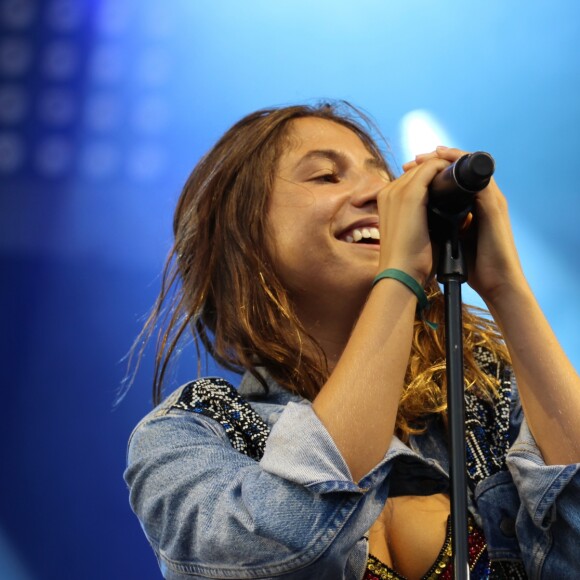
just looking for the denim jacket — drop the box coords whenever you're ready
[125,365,580,579]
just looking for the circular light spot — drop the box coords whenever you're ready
[399,109,454,160]
[131,96,169,134]
[35,135,74,176]
[0,85,28,123]
[0,0,37,29]
[96,0,133,36]
[80,141,120,179]
[0,132,25,173]
[41,40,80,80]
[84,92,122,132]
[88,44,125,84]
[0,37,33,76]
[37,88,77,125]
[127,144,165,181]
[46,0,84,32]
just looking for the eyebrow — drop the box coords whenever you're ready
[294,149,384,171]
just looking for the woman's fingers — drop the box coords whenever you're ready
[433,146,467,163]
[377,157,452,283]
[397,156,451,192]
[402,146,466,172]
[398,148,526,302]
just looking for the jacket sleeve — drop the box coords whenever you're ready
[124,399,393,579]
[506,418,580,578]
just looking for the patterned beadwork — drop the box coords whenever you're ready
[465,347,512,489]
[363,515,490,580]
[172,365,527,578]
[363,348,528,579]
[171,377,270,460]
[365,554,405,580]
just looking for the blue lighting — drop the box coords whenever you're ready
[1,1,579,579]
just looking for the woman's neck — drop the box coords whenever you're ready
[294,295,365,371]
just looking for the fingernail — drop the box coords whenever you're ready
[436,145,448,151]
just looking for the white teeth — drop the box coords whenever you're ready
[343,226,381,243]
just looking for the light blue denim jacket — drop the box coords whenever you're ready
[125,370,580,579]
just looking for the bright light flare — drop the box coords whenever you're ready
[399,109,454,162]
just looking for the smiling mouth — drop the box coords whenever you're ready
[339,226,380,245]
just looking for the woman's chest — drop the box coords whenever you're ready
[368,493,450,580]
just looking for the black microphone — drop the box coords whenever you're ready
[428,151,495,238]
[428,151,495,213]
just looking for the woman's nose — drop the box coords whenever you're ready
[350,173,385,207]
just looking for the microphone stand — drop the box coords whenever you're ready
[428,151,494,580]
[435,209,470,580]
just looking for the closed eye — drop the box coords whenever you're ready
[311,172,340,184]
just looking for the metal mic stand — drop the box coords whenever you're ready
[436,210,470,580]
[428,151,494,579]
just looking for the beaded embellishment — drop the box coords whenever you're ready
[173,367,527,578]
[364,515,490,580]
[465,347,512,489]
[171,377,270,460]
[363,348,528,579]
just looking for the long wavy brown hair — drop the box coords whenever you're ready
[132,102,510,440]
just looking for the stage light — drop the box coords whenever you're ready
[37,88,76,126]
[96,0,133,36]
[45,0,84,32]
[41,39,80,80]
[35,135,73,177]
[131,96,170,135]
[79,141,121,179]
[127,143,166,182]
[88,44,125,84]
[0,0,36,29]
[84,92,122,132]
[399,109,454,161]
[0,37,33,76]
[0,131,25,173]
[0,84,28,123]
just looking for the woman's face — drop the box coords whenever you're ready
[267,117,389,312]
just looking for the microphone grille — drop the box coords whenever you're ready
[467,152,495,178]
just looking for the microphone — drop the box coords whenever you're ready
[428,151,495,238]
[428,151,495,213]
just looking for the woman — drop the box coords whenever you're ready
[125,103,580,579]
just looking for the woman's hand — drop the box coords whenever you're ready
[377,155,451,285]
[408,147,580,465]
[404,147,528,306]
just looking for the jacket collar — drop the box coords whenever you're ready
[238,368,304,406]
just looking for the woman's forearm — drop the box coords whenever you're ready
[312,279,417,483]
[486,280,580,465]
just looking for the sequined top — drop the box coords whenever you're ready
[365,518,529,580]
[364,515,490,580]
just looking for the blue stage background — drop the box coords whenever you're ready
[1,1,579,578]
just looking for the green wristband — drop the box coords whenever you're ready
[372,268,438,329]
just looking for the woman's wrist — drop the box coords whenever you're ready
[478,274,532,314]
[377,262,430,288]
